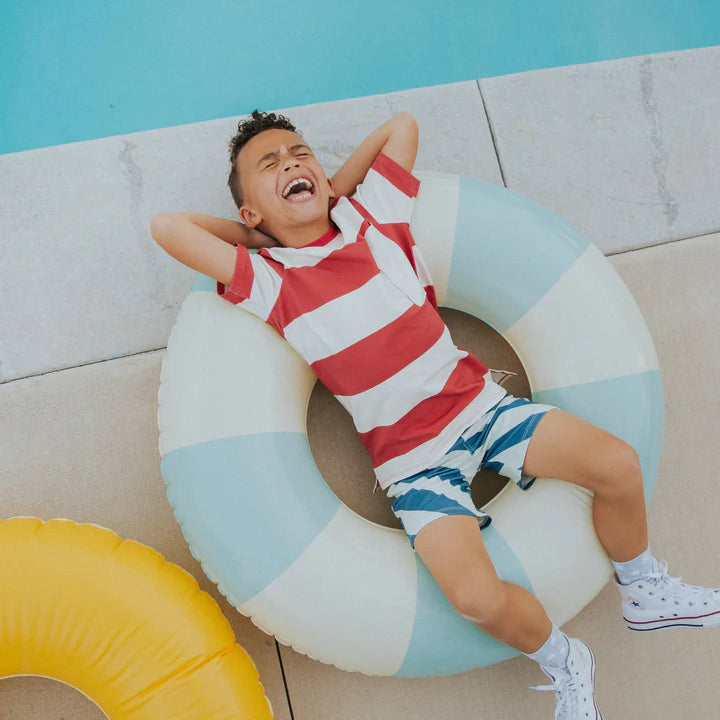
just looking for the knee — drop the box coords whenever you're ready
[449,576,507,626]
[600,440,643,497]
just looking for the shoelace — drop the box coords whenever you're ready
[529,670,576,719]
[646,559,720,602]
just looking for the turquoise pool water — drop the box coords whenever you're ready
[1,0,718,154]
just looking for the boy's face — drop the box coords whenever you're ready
[236,128,336,240]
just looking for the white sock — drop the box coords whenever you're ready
[523,621,571,672]
[612,545,658,585]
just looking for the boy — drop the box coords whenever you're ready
[151,109,720,719]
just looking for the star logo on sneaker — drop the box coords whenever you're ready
[628,597,644,609]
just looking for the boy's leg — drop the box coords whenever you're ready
[413,514,602,717]
[413,514,552,653]
[520,407,648,562]
[521,405,720,635]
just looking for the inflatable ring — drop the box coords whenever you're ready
[0,517,274,719]
[158,172,664,677]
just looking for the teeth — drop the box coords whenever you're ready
[282,177,314,199]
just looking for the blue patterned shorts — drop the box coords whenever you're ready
[385,393,559,550]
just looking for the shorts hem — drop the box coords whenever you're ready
[513,406,554,490]
[407,513,493,551]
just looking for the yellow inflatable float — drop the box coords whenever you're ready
[0,517,274,719]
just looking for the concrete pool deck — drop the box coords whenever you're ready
[2,45,719,718]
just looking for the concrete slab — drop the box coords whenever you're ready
[479,46,720,254]
[0,677,107,720]
[0,121,236,384]
[0,351,292,720]
[279,232,720,719]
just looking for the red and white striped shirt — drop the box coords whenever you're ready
[217,152,506,490]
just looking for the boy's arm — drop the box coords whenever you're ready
[330,112,418,198]
[150,212,279,287]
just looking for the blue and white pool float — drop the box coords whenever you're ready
[157,172,664,677]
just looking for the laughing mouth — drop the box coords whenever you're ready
[281,176,316,202]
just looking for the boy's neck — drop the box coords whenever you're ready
[274,215,334,249]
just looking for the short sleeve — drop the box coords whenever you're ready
[351,152,421,224]
[216,244,253,304]
[215,245,282,322]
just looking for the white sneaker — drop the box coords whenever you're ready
[529,637,603,719]
[614,558,720,631]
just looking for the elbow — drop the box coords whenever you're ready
[150,214,167,246]
[395,111,418,129]
[150,213,180,247]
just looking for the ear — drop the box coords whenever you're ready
[326,177,337,199]
[239,205,263,229]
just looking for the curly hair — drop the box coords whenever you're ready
[227,109,301,209]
